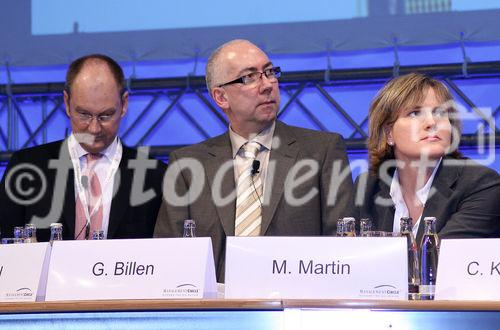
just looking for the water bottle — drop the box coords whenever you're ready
[49,223,63,243]
[336,218,345,237]
[92,230,105,240]
[360,218,373,237]
[24,224,38,243]
[13,226,25,241]
[419,217,439,300]
[183,219,196,238]
[400,217,420,300]
[342,217,356,237]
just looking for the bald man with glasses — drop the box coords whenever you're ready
[154,39,354,282]
[0,54,167,242]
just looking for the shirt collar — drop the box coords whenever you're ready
[390,157,442,206]
[229,121,275,159]
[69,133,119,161]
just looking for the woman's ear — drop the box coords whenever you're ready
[385,126,394,146]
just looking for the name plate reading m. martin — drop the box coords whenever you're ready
[0,242,51,302]
[45,238,216,301]
[435,239,500,301]
[225,237,407,300]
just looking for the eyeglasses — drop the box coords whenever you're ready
[218,67,281,88]
[73,111,116,124]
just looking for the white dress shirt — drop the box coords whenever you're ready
[68,134,122,238]
[390,158,442,237]
[229,121,275,197]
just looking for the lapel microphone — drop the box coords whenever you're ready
[250,160,262,207]
[251,160,260,176]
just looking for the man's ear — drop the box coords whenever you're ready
[63,90,71,117]
[120,91,129,117]
[211,87,229,110]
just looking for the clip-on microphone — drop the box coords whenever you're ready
[250,160,262,206]
[251,160,260,176]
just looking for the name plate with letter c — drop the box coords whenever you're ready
[225,236,408,300]
[0,242,51,302]
[45,238,216,301]
[435,239,500,301]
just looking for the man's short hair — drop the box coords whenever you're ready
[64,54,126,97]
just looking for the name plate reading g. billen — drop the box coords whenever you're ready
[45,238,216,301]
[225,236,408,300]
[435,239,500,301]
[0,243,51,302]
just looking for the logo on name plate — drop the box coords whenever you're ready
[4,287,34,300]
[359,284,401,298]
[161,283,200,298]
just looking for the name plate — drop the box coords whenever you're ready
[45,238,216,301]
[435,239,500,301]
[226,237,407,300]
[0,243,51,302]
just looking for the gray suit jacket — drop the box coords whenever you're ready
[354,157,500,244]
[154,121,354,281]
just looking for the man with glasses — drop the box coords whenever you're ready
[0,54,166,241]
[154,39,354,282]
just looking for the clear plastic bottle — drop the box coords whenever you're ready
[24,224,38,243]
[419,217,439,300]
[400,217,420,300]
[49,223,63,243]
[183,219,196,238]
[360,218,373,237]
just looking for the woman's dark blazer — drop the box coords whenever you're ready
[354,157,500,244]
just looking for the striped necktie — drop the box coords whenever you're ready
[75,153,103,239]
[235,141,263,236]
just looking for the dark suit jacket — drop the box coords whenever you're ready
[354,157,500,244]
[154,121,355,282]
[0,139,167,241]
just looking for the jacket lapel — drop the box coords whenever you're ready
[374,178,395,232]
[204,133,236,236]
[416,160,458,243]
[107,146,133,239]
[59,140,76,238]
[261,122,299,234]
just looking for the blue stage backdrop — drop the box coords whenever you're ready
[0,0,499,179]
